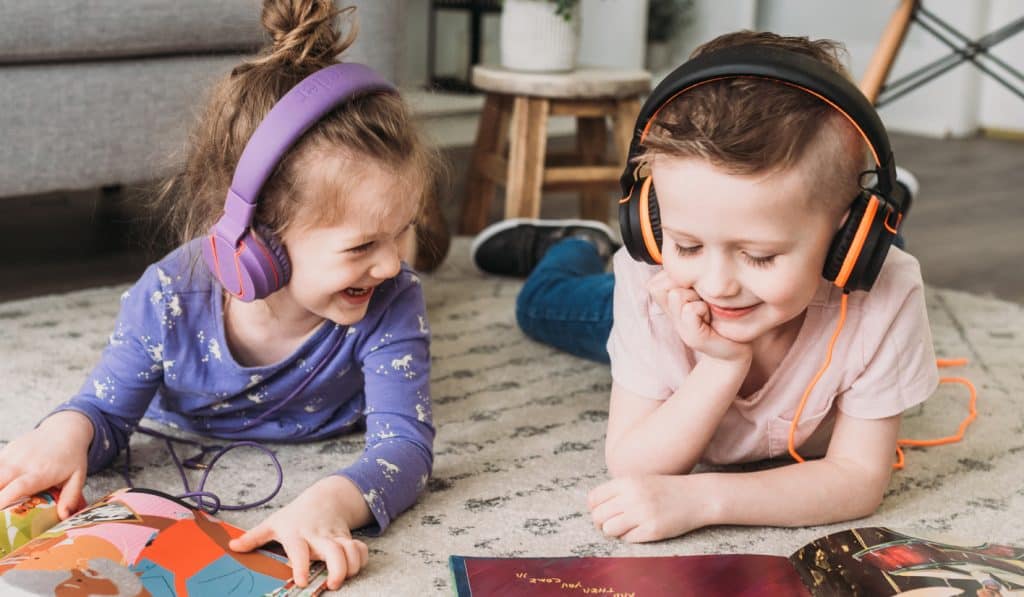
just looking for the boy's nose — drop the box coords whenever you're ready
[697,259,741,300]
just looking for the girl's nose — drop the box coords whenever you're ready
[371,242,402,280]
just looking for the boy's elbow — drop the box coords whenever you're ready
[842,462,892,519]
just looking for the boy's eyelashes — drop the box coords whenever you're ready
[671,242,777,267]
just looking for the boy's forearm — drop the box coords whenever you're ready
[607,357,749,476]
[695,458,890,528]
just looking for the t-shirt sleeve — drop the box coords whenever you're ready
[49,265,168,472]
[339,271,434,534]
[606,250,673,400]
[837,255,939,419]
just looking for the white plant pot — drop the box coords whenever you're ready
[500,0,580,72]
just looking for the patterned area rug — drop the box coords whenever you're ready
[1,237,1023,595]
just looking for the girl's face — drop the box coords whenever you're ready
[273,157,418,328]
[652,156,841,345]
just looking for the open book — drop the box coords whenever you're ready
[1,486,328,596]
[450,527,1024,596]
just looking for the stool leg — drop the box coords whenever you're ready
[612,97,642,166]
[577,116,609,222]
[459,93,512,234]
[505,96,549,220]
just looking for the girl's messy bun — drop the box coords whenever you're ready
[250,0,357,70]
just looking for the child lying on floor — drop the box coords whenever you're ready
[472,30,937,542]
[0,0,444,589]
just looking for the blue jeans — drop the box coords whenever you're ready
[516,238,614,364]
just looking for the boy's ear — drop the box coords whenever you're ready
[836,208,851,230]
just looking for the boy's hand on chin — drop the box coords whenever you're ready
[229,476,370,591]
[587,475,706,543]
[648,272,751,364]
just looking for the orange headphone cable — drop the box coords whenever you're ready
[788,293,849,463]
[787,298,978,469]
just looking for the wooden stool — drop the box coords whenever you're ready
[459,65,651,234]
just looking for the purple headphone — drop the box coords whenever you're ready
[202,63,398,301]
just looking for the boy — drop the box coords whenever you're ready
[473,31,936,542]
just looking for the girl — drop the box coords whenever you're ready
[0,0,443,590]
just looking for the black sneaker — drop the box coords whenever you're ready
[470,218,620,277]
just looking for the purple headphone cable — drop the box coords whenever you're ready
[119,328,346,514]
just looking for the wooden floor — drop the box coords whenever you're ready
[1,131,1022,304]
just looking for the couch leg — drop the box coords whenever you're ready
[94,184,130,253]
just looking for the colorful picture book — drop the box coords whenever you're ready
[1,486,328,596]
[450,527,1024,596]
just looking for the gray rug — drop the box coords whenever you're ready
[1,237,1022,595]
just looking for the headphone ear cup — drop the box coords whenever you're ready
[204,224,291,302]
[252,224,292,288]
[823,193,895,293]
[619,176,664,265]
[823,193,868,285]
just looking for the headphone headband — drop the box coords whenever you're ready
[220,62,398,245]
[620,45,898,207]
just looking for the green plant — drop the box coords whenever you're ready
[647,0,694,43]
[550,0,579,21]
[502,0,579,22]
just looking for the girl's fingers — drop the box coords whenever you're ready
[280,535,312,587]
[228,523,274,553]
[57,470,86,520]
[311,537,348,590]
[0,475,31,510]
[354,540,369,569]
[339,539,365,578]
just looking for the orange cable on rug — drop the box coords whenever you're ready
[787,295,979,469]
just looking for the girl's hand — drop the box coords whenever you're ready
[648,271,752,363]
[587,474,707,543]
[0,411,92,519]
[229,475,371,591]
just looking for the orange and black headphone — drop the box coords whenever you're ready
[618,44,910,294]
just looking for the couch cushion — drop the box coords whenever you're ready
[0,0,267,63]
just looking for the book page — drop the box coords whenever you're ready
[449,553,810,596]
[789,527,1024,595]
[0,487,320,597]
[1,488,62,559]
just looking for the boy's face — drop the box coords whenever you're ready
[652,156,841,345]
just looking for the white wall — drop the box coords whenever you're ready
[577,0,650,69]
[978,0,1024,132]
[756,0,1023,137]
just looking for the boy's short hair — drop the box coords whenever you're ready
[639,31,870,215]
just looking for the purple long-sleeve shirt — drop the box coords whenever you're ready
[53,240,434,533]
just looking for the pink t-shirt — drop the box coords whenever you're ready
[606,246,939,465]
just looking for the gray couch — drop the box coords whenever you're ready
[0,0,403,199]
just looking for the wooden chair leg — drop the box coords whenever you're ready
[860,0,918,104]
[459,93,512,234]
[577,116,609,222]
[612,97,642,168]
[505,96,549,220]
